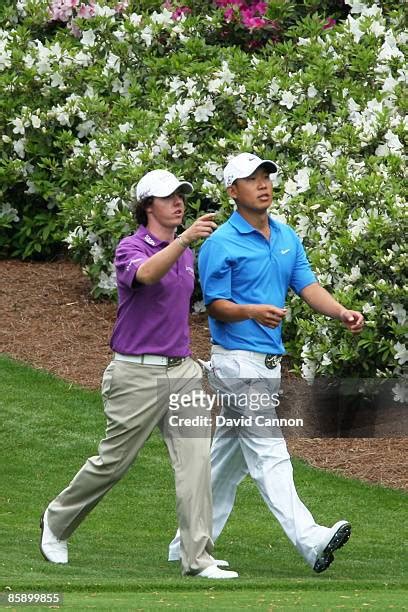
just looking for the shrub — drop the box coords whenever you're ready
[0,0,406,380]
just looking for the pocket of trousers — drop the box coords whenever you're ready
[101,361,116,401]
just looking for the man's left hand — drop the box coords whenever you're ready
[339,309,364,334]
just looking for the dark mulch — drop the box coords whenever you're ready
[1,259,407,491]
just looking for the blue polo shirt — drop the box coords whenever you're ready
[198,211,316,354]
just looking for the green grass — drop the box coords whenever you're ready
[0,355,407,609]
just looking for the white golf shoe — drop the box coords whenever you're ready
[40,510,68,564]
[194,564,238,579]
[313,520,351,573]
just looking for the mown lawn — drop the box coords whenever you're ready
[1,355,406,609]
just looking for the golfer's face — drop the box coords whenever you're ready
[229,167,273,210]
[148,190,185,227]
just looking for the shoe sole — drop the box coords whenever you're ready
[313,522,351,573]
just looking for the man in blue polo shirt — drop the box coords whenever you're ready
[169,153,364,573]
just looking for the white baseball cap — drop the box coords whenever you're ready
[135,169,193,201]
[223,153,278,187]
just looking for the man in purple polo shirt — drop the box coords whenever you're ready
[39,169,238,579]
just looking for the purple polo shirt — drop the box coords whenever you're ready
[110,226,195,357]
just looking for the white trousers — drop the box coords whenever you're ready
[168,346,331,567]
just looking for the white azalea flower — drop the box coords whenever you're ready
[81,30,96,47]
[392,382,408,404]
[11,117,26,135]
[307,85,318,98]
[347,265,362,282]
[301,122,318,136]
[77,120,95,138]
[104,52,120,73]
[376,130,403,157]
[90,243,104,263]
[169,76,184,92]
[346,16,364,43]
[129,13,143,26]
[194,99,215,122]
[1,202,19,222]
[301,358,316,383]
[284,169,308,200]
[105,198,120,217]
[151,9,173,25]
[56,109,70,126]
[0,44,11,71]
[280,90,296,109]
[345,0,367,14]
[183,142,195,154]
[369,21,385,37]
[140,26,153,47]
[119,122,132,133]
[213,61,234,85]
[391,303,406,326]
[31,115,41,128]
[13,138,25,158]
[74,51,92,67]
[98,268,117,291]
[268,78,280,97]
[393,342,408,365]
[192,300,206,314]
[362,303,376,314]
[378,33,404,61]
[382,75,398,92]
[321,353,332,367]
[94,5,116,17]
[64,226,87,247]
[203,161,223,181]
[348,214,368,239]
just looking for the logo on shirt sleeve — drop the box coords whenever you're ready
[280,248,291,255]
[126,258,143,271]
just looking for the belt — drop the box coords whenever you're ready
[114,353,185,368]
[211,345,282,370]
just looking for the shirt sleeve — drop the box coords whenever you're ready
[114,238,149,289]
[289,232,317,294]
[198,238,232,305]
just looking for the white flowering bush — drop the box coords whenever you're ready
[0,0,406,380]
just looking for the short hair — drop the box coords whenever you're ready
[133,196,154,227]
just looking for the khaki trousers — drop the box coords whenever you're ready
[47,357,214,575]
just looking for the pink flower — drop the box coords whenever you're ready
[77,2,95,18]
[68,20,82,37]
[242,14,268,29]
[323,17,336,30]
[241,7,267,29]
[253,1,267,15]
[224,7,235,21]
[171,6,192,20]
[50,4,73,23]
[215,0,245,7]
[115,1,129,13]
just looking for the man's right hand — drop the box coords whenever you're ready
[246,304,287,328]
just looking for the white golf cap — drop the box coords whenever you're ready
[223,153,278,187]
[135,169,193,200]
